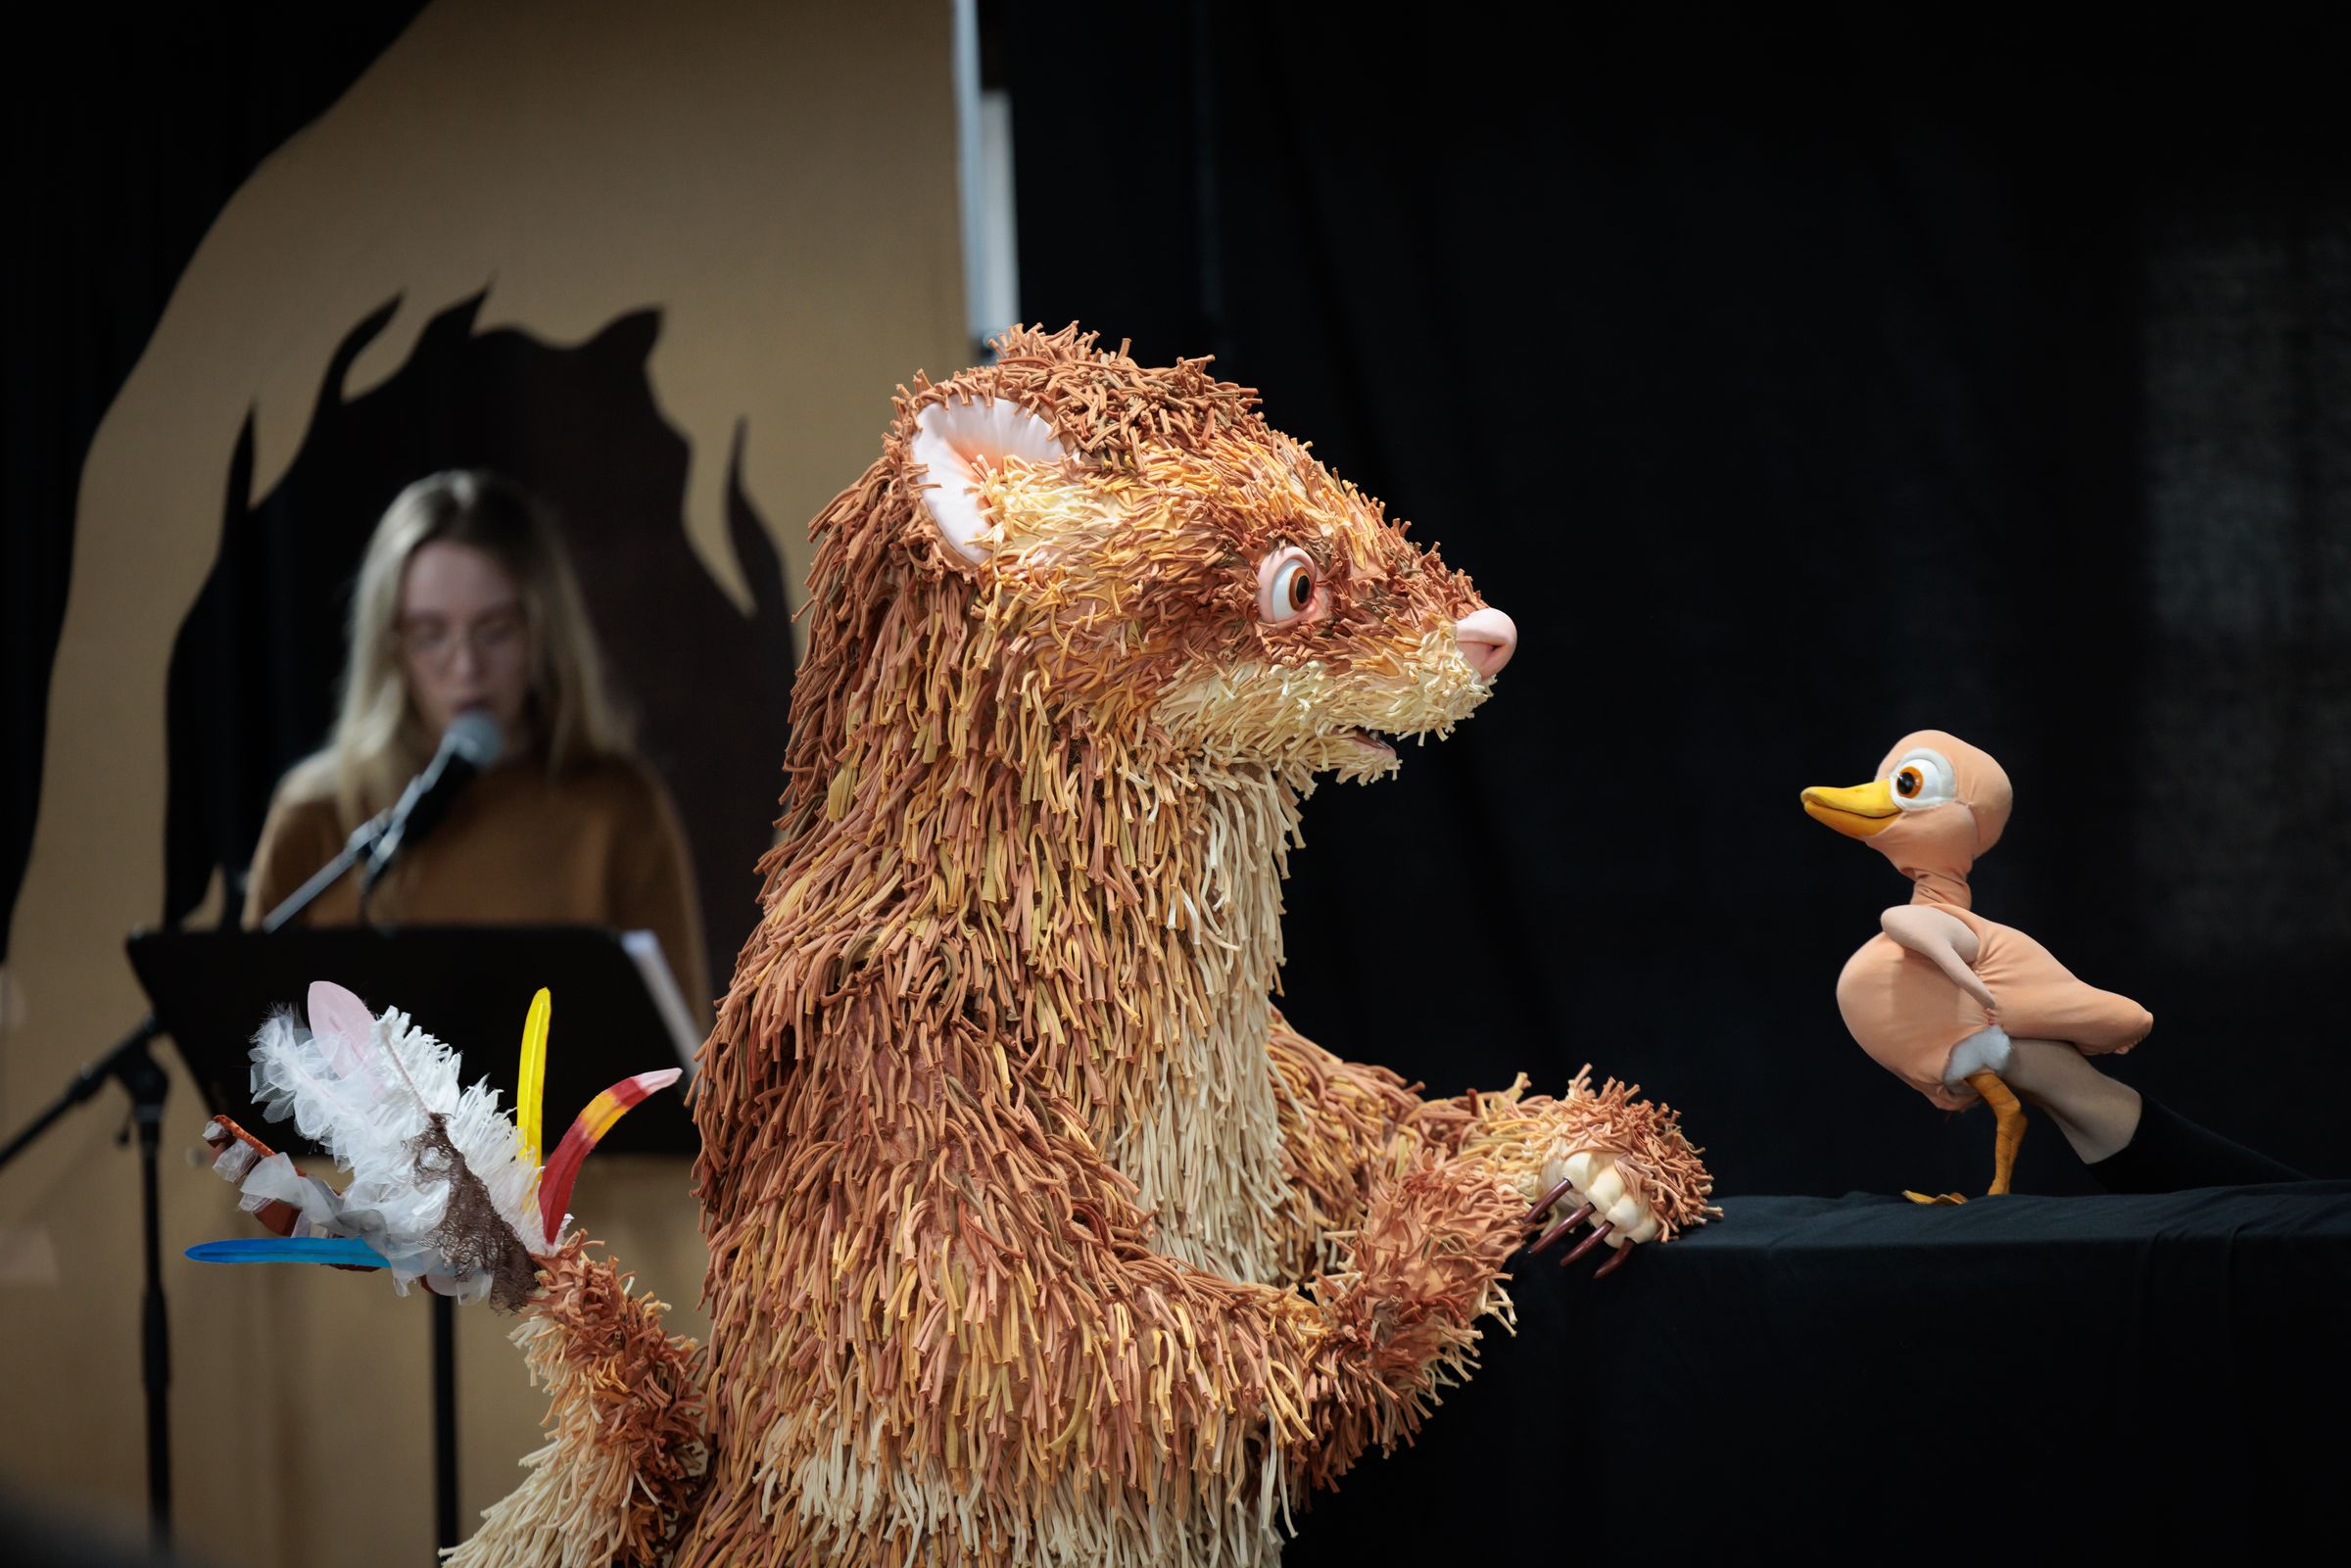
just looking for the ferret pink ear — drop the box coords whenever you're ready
[909,398,1071,565]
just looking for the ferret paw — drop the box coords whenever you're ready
[1523,1150,1662,1278]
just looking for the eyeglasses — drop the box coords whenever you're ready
[397,607,527,667]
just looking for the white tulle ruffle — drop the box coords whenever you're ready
[244,1003,554,1299]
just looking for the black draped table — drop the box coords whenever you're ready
[1286,1183,2351,1565]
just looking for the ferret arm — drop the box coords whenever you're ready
[1264,1015,1710,1234]
[1882,903,1998,1013]
[448,1240,707,1568]
[1265,1014,1428,1237]
[848,1036,1531,1507]
[1262,1019,1713,1296]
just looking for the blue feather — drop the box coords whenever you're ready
[185,1236,386,1268]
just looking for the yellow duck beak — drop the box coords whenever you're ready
[1801,778,1898,838]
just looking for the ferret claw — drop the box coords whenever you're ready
[1528,1204,1594,1255]
[1525,1177,1576,1225]
[1593,1241,1635,1278]
[1561,1220,1612,1266]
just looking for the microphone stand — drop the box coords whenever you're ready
[337,819,454,1547]
[263,814,388,935]
[0,810,389,1555]
[265,809,464,1554]
[0,1014,170,1549]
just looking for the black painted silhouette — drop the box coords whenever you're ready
[163,291,797,1005]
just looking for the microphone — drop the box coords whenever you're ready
[360,711,504,902]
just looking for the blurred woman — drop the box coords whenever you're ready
[243,469,709,1015]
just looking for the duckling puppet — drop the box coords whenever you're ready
[1802,730,2153,1202]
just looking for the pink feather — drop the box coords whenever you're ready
[307,981,377,1079]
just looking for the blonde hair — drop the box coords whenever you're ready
[283,470,632,828]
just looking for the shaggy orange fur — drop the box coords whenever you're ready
[450,1240,708,1568]
[465,326,1715,1568]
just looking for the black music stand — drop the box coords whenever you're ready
[127,924,702,1553]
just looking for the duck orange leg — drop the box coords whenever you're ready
[1902,1071,2031,1204]
[1964,1069,2027,1195]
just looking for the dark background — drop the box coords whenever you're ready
[8,7,2344,1191]
[1007,2,2351,1198]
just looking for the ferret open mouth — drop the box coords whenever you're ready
[1348,729,1399,757]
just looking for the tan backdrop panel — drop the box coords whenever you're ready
[0,1,964,1562]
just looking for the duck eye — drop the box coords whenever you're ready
[1257,546,1319,625]
[1887,747,1956,810]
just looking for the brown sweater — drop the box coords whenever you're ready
[241,754,712,1022]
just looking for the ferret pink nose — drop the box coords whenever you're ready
[1455,607,1516,679]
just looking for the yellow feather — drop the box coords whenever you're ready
[517,987,551,1164]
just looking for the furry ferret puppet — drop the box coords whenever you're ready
[208,327,1717,1568]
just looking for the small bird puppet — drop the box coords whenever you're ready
[190,980,678,1307]
[1802,730,2152,1202]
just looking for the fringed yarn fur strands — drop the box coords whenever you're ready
[453,326,1714,1568]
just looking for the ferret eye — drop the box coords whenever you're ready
[1887,748,1956,810]
[1257,546,1319,625]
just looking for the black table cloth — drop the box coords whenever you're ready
[1287,1184,2351,1564]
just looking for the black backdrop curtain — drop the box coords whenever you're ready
[1004,3,2350,1195]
